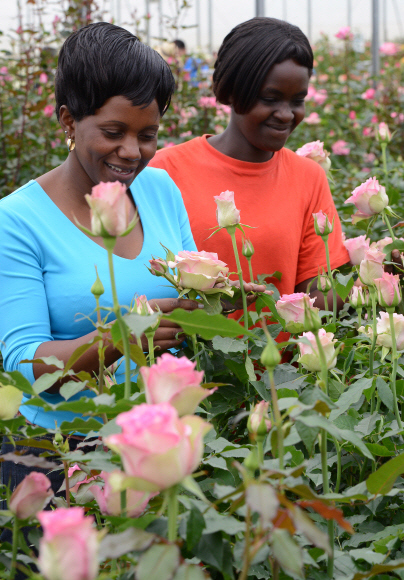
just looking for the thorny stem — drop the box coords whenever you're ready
[167,485,179,542]
[106,239,131,400]
[120,490,127,517]
[247,258,254,284]
[191,334,201,372]
[9,517,19,580]
[238,506,251,580]
[383,210,396,242]
[146,332,156,366]
[323,236,337,324]
[369,287,378,414]
[63,461,70,508]
[229,228,249,332]
[388,308,402,428]
[332,436,342,493]
[95,295,107,424]
[268,369,284,470]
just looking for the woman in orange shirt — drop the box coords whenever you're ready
[149,17,349,308]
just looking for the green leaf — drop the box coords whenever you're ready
[136,544,180,580]
[335,273,354,301]
[172,565,207,580]
[124,312,160,338]
[295,421,319,455]
[338,429,374,460]
[376,376,394,412]
[62,337,101,375]
[365,443,395,457]
[225,360,248,384]
[245,356,256,382]
[59,417,103,434]
[59,380,87,400]
[180,475,210,504]
[0,370,35,396]
[163,309,251,339]
[352,560,404,580]
[271,529,304,579]
[21,355,64,370]
[33,371,64,394]
[186,505,206,550]
[295,415,341,441]
[99,528,155,560]
[329,378,373,420]
[116,341,148,367]
[366,453,404,495]
[211,336,246,353]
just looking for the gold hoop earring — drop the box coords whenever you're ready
[66,136,75,152]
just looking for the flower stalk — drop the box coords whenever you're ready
[167,485,179,542]
[9,517,19,580]
[228,226,249,331]
[105,237,131,400]
[387,308,402,428]
[323,235,337,323]
[369,286,378,414]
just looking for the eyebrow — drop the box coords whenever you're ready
[260,88,308,97]
[102,121,160,129]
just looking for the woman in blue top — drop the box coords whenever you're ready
[0,22,204,430]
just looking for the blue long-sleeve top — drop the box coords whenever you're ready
[0,167,197,429]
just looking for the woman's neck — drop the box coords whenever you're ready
[207,125,274,164]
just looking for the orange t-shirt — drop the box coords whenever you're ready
[149,135,349,297]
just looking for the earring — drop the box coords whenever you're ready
[66,136,75,152]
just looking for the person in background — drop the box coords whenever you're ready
[149,17,349,313]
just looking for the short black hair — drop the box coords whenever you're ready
[173,39,186,50]
[213,17,313,114]
[55,22,175,121]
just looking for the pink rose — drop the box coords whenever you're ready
[374,272,402,307]
[89,471,155,517]
[331,140,350,155]
[313,210,333,235]
[39,72,48,83]
[349,111,356,120]
[104,403,211,490]
[380,42,398,55]
[298,329,337,372]
[359,248,385,285]
[363,127,372,137]
[140,353,215,416]
[376,312,404,350]
[85,181,130,237]
[343,235,370,265]
[133,295,154,316]
[371,237,393,255]
[313,89,327,105]
[214,190,241,227]
[335,26,353,40]
[9,472,53,519]
[349,286,368,309]
[295,140,331,173]
[361,88,376,100]
[276,292,318,333]
[304,112,321,125]
[247,401,271,437]
[43,104,54,117]
[67,465,97,494]
[345,176,389,223]
[149,257,168,276]
[168,250,233,295]
[37,507,99,580]
[376,122,392,142]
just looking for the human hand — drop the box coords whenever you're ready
[222,280,273,313]
[137,298,200,352]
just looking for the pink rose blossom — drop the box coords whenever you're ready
[214,190,240,227]
[335,26,353,40]
[276,292,318,333]
[67,465,97,494]
[313,89,327,105]
[374,272,401,307]
[363,153,376,163]
[359,248,385,285]
[141,353,215,416]
[133,294,154,316]
[85,181,130,237]
[313,210,333,235]
[376,312,404,350]
[371,114,378,124]
[168,250,233,294]
[344,235,370,265]
[380,42,398,55]
[295,140,331,172]
[104,403,211,490]
[349,286,368,308]
[304,112,321,125]
[298,329,337,371]
[43,104,54,117]
[349,111,356,120]
[376,122,392,142]
[89,471,155,517]
[9,472,53,519]
[371,237,393,254]
[39,72,48,83]
[361,88,376,100]
[248,401,271,436]
[37,507,99,580]
[345,176,389,223]
[363,127,372,137]
[149,257,167,276]
[332,140,350,155]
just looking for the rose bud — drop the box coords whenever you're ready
[313,210,334,237]
[85,181,133,237]
[345,176,389,224]
[376,122,392,143]
[248,401,271,438]
[295,140,331,173]
[242,238,255,259]
[359,248,385,286]
[298,329,337,372]
[374,272,402,308]
[149,258,168,276]
[344,235,370,265]
[9,472,54,520]
[214,190,240,228]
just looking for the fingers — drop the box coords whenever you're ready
[154,327,185,342]
[148,298,201,314]
[228,280,268,293]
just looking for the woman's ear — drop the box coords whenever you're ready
[59,105,75,137]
